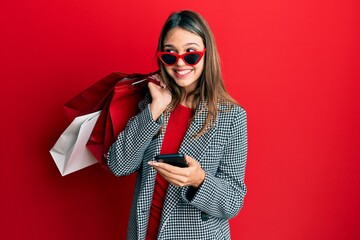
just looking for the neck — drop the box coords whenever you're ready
[180,94,195,108]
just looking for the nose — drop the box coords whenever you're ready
[176,57,186,66]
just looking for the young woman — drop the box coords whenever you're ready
[107,10,247,240]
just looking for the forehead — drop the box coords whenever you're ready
[164,27,204,48]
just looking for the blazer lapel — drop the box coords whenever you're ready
[179,108,218,164]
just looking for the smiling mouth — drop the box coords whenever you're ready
[174,69,192,77]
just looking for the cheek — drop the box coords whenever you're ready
[195,61,205,75]
[164,66,174,76]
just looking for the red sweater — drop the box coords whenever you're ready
[146,104,193,239]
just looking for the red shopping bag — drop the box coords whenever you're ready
[86,76,159,168]
[63,71,159,170]
[64,72,123,120]
[64,72,157,120]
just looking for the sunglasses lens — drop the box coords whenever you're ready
[160,54,177,65]
[184,53,201,65]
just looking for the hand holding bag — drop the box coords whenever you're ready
[51,71,159,174]
[87,77,158,168]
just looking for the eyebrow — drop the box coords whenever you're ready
[163,42,201,48]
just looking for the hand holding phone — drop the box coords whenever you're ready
[154,153,188,168]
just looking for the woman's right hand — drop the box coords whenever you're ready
[148,74,172,121]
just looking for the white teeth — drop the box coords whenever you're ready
[175,69,191,75]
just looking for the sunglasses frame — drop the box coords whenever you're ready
[157,49,206,66]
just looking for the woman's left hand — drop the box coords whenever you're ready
[148,155,205,188]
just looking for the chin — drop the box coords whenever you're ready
[174,79,198,92]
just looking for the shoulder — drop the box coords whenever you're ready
[218,101,246,120]
[215,102,247,144]
[215,101,247,133]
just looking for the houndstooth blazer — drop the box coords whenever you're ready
[107,95,247,240]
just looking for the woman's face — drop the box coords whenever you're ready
[163,27,205,93]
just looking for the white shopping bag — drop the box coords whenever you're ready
[50,111,101,176]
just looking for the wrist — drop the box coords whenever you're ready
[150,102,167,120]
[193,170,205,188]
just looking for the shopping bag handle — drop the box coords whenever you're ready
[131,77,160,86]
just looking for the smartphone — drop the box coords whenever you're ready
[154,153,188,168]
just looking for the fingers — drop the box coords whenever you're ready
[184,155,196,166]
[151,170,185,187]
[148,161,186,175]
[149,74,161,82]
[158,170,190,187]
[148,158,203,187]
[148,81,163,91]
[149,74,166,88]
[151,163,191,187]
[147,81,160,91]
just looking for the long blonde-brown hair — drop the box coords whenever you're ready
[157,10,237,137]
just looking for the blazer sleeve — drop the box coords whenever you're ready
[181,107,248,220]
[107,100,163,177]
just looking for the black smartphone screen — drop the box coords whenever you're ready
[154,153,188,168]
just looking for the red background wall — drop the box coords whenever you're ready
[1,0,359,239]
